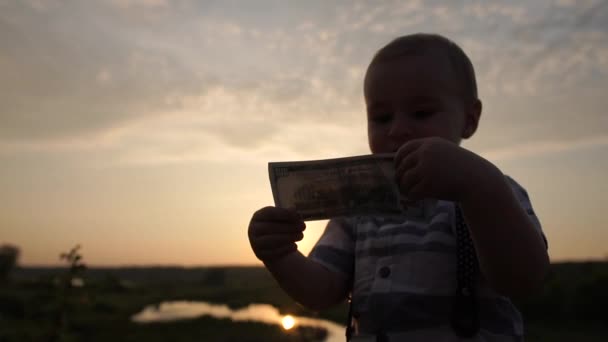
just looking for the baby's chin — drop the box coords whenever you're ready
[369,139,417,154]
[369,148,398,154]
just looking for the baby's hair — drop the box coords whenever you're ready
[367,33,478,105]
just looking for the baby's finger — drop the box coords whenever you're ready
[255,232,305,250]
[405,178,426,200]
[256,243,297,261]
[395,154,419,183]
[398,167,422,197]
[395,139,423,164]
[249,221,305,237]
[252,206,302,223]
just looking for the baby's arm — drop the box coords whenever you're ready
[265,251,350,311]
[248,207,350,311]
[459,164,549,298]
[394,138,549,298]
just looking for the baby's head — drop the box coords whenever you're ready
[364,33,482,154]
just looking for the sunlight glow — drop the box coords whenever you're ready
[281,315,296,330]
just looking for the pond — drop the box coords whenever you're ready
[132,301,346,342]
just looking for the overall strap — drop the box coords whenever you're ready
[345,292,354,340]
[451,205,480,337]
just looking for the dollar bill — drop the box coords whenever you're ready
[268,154,429,221]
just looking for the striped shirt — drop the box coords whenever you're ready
[309,176,546,341]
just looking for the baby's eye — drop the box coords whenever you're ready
[371,113,392,124]
[412,110,434,119]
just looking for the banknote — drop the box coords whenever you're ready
[268,154,429,221]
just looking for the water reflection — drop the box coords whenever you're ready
[132,301,345,342]
[282,315,296,330]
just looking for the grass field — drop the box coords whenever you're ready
[1,262,607,341]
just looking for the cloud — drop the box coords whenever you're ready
[0,80,367,165]
[0,0,607,167]
[488,0,608,94]
[0,1,216,141]
[103,111,366,166]
[107,0,169,9]
[0,1,363,142]
[464,2,528,24]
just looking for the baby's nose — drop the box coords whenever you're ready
[388,114,414,139]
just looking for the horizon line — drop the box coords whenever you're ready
[17,258,608,268]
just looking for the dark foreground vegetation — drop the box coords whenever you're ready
[1,261,607,341]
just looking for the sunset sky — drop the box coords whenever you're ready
[1,0,607,266]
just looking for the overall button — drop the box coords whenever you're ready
[378,266,391,278]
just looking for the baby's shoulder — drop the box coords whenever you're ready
[504,175,532,202]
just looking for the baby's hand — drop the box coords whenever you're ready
[394,137,493,202]
[248,206,306,263]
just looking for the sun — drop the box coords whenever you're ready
[281,315,296,330]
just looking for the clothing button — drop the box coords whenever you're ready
[378,266,391,278]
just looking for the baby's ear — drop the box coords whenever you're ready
[462,99,482,139]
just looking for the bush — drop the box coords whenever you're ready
[0,244,20,281]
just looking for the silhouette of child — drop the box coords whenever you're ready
[248,33,548,341]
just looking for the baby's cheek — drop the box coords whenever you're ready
[367,130,389,153]
[368,137,385,154]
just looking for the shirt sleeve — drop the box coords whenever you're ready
[308,217,356,278]
[505,176,548,249]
